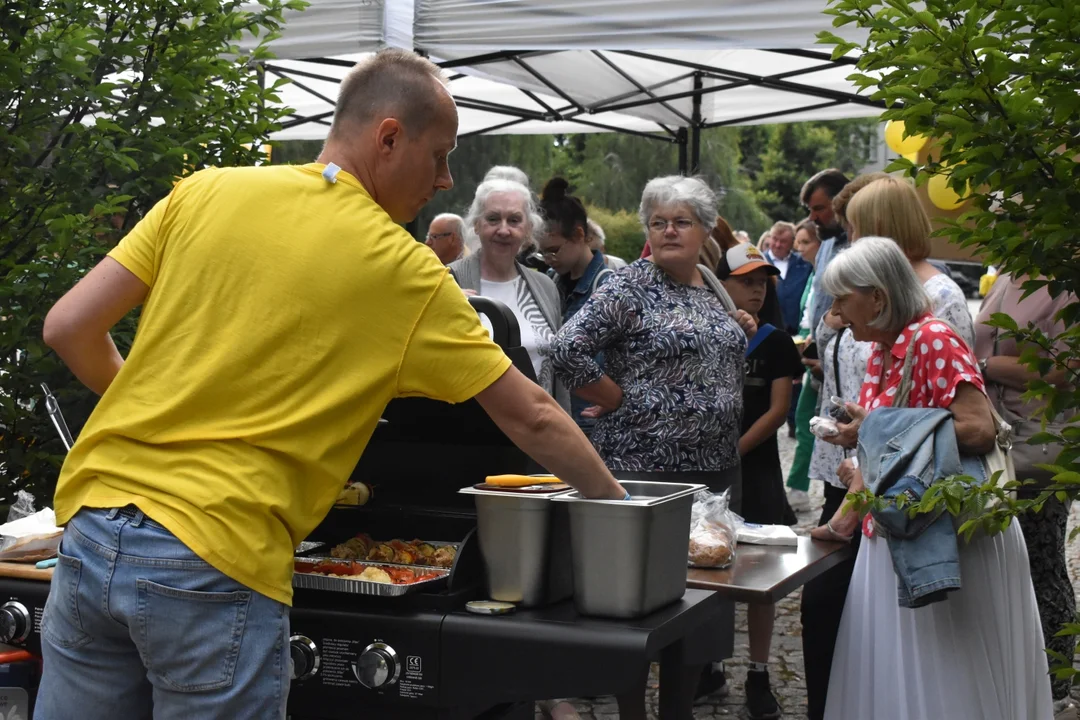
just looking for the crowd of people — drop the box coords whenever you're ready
[37,49,1073,720]
[423,155,1074,720]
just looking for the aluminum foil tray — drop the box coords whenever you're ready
[292,560,449,597]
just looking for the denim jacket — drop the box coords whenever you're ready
[858,407,970,608]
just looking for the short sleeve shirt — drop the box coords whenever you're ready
[56,164,511,605]
[742,328,804,469]
[859,313,986,412]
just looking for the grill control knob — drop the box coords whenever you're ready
[289,635,320,681]
[356,642,400,689]
[0,602,30,644]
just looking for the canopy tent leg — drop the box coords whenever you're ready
[690,73,703,174]
[677,127,688,175]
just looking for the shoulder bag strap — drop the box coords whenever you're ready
[696,264,737,314]
[591,268,614,295]
[893,319,935,409]
[745,323,776,357]
[832,326,848,395]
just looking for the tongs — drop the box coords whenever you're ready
[40,383,74,452]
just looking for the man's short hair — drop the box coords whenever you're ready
[800,168,851,206]
[770,220,796,240]
[329,50,448,140]
[430,213,466,240]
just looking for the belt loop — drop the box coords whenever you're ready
[130,509,145,528]
[106,508,120,521]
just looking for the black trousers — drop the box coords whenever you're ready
[800,483,860,720]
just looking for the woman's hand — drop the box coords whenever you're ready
[809,502,861,542]
[574,376,624,417]
[462,288,478,297]
[823,309,847,331]
[809,479,864,543]
[836,459,863,490]
[734,310,757,338]
[822,402,867,449]
[802,357,823,380]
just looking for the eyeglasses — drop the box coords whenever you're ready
[426,232,455,241]
[648,218,696,233]
[540,243,565,260]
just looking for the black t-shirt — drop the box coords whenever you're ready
[741,327,804,468]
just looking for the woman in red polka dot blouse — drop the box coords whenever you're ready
[809,237,1052,720]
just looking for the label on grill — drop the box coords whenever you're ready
[399,655,432,699]
[321,638,361,688]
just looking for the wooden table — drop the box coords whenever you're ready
[0,561,53,582]
[687,536,852,604]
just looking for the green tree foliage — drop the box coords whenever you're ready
[585,206,646,262]
[0,0,300,500]
[750,119,879,222]
[820,0,1080,680]
[275,118,874,247]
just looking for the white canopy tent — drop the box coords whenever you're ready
[256,0,882,172]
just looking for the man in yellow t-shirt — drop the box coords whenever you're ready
[36,50,626,720]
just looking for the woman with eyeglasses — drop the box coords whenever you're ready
[550,176,756,719]
[549,175,755,483]
[449,178,569,411]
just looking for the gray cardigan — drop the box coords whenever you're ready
[448,252,570,412]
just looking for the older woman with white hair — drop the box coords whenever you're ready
[810,237,1051,720]
[449,178,568,410]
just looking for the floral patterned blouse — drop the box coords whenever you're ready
[548,260,747,472]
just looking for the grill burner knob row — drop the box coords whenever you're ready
[289,635,320,681]
[0,602,30,644]
[355,642,400,689]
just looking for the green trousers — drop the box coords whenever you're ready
[786,372,819,492]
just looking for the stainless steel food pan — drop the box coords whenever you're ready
[550,481,704,618]
[459,485,574,607]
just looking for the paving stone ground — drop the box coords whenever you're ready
[549,426,1080,719]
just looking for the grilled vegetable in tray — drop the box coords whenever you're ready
[328,533,457,568]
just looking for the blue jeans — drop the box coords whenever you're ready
[35,507,290,720]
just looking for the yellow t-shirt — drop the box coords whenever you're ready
[54,164,511,605]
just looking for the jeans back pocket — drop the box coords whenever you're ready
[42,551,93,650]
[135,579,251,692]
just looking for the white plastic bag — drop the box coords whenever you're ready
[688,489,741,569]
[737,523,799,546]
[0,492,62,563]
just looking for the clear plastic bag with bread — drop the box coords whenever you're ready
[687,488,742,569]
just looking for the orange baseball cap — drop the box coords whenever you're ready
[725,243,780,276]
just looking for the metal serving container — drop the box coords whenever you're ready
[459,484,574,608]
[551,481,705,619]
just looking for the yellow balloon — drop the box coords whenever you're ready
[902,150,920,164]
[927,172,968,210]
[885,120,929,156]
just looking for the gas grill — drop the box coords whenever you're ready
[286,298,730,719]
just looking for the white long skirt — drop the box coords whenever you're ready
[824,523,1053,720]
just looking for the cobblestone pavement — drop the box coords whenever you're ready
[549,428,1080,719]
